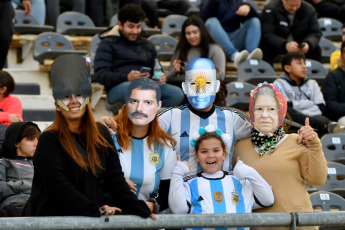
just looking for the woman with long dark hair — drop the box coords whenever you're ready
[167,15,226,82]
[23,54,154,218]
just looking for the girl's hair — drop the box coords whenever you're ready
[47,104,113,177]
[172,15,218,61]
[0,70,15,97]
[195,132,226,153]
[19,125,41,142]
[115,104,176,151]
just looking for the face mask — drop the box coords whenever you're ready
[182,58,220,109]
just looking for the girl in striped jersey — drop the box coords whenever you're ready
[169,125,274,230]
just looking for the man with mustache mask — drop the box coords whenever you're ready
[111,78,177,213]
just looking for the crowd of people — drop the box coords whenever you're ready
[1,0,345,228]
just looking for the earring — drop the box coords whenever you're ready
[56,108,60,111]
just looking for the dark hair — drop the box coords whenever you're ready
[0,70,15,97]
[343,22,345,29]
[172,15,219,61]
[281,52,306,74]
[125,78,161,103]
[18,125,41,143]
[341,41,345,55]
[195,132,226,153]
[118,4,146,24]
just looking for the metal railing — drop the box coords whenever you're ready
[0,212,344,229]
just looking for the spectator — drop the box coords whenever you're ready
[94,4,184,110]
[45,0,85,28]
[200,0,263,67]
[167,15,227,106]
[0,70,23,126]
[100,58,252,175]
[169,126,274,216]
[330,23,345,70]
[23,54,155,218]
[273,52,344,136]
[304,0,345,22]
[113,78,177,212]
[0,0,31,70]
[233,83,327,227]
[0,122,40,217]
[167,15,226,82]
[322,41,345,126]
[11,0,45,25]
[260,0,322,66]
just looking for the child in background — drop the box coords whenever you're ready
[0,70,22,125]
[0,122,40,216]
[168,125,274,229]
[273,52,344,136]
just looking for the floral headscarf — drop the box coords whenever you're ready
[248,83,288,155]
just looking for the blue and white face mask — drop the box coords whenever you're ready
[182,58,220,109]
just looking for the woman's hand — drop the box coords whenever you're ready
[173,60,182,73]
[98,116,118,133]
[297,117,317,146]
[125,177,137,194]
[144,201,156,220]
[99,205,122,215]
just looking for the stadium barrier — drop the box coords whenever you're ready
[0,212,344,229]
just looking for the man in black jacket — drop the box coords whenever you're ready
[260,0,322,65]
[94,4,184,113]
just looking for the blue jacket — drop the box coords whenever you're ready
[200,0,258,33]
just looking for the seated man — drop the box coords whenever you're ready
[94,4,184,113]
[274,52,343,136]
[322,41,345,126]
[260,0,322,66]
[200,0,263,68]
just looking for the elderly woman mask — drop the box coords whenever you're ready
[182,58,220,109]
[249,83,287,155]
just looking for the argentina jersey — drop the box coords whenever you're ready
[113,135,177,200]
[185,171,254,230]
[158,106,251,174]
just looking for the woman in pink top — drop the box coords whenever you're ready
[0,71,22,125]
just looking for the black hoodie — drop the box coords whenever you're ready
[0,122,39,209]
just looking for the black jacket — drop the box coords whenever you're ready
[23,124,151,217]
[94,25,157,92]
[322,67,345,121]
[260,0,322,53]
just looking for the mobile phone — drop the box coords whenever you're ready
[298,43,305,49]
[140,67,151,73]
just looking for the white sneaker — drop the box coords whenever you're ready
[247,48,263,60]
[233,50,249,68]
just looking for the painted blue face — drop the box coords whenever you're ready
[182,58,220,109]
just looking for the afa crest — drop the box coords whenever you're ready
[213,191,223,203]
[149,153,161,166]
[232,190,239,206]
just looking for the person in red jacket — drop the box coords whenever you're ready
[0,71,22,126]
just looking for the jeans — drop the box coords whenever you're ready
[107,81,185,107]
[12,0,46,25]
[205,17,261,59]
